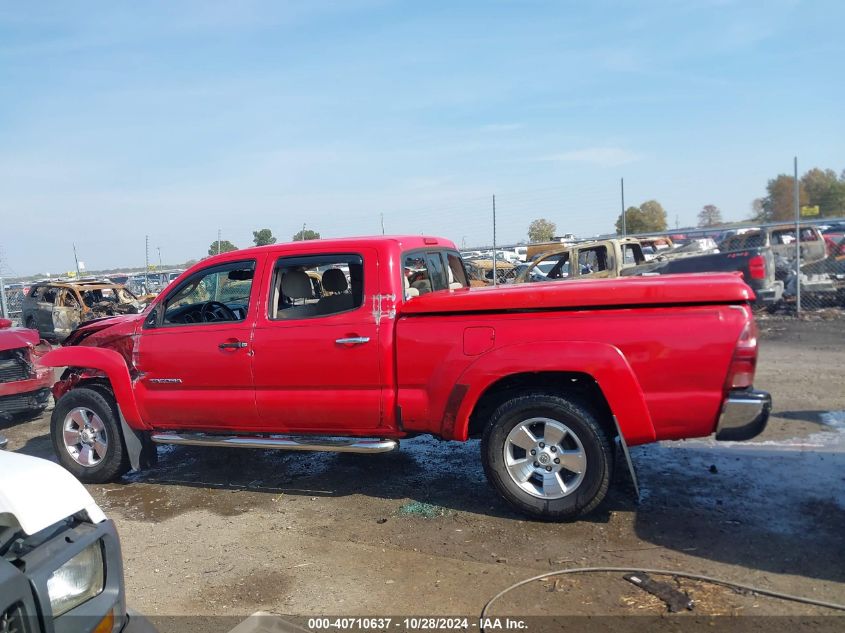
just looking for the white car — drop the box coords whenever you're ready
[0,448,156,632]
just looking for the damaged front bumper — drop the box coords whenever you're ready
[715,389,771,441]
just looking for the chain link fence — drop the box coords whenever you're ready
[0,278,25,325]
[619,221,845,315]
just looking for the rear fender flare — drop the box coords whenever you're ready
[448,340,656,445]
[38,347,146,429]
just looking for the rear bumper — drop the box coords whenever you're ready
[715,389,771,441]
[753,281,784,305]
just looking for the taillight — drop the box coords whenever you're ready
[748,255,766,280]
[725,320,758,390]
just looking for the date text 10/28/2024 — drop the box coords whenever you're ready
[307,618,528,630]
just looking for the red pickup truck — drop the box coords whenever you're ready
[39,236,771,520]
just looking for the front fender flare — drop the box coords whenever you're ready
[448,340,656,446]
[38,347,146,428]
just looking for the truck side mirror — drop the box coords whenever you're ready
[144,309,159,329]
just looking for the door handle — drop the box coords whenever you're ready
[219,341,248,349]
[335,337,370,345]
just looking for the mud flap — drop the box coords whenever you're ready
[613,415,640,502]
[118,408,157,471]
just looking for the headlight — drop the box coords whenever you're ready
[47,542,105,616]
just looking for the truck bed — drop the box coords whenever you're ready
[399,272,753,315]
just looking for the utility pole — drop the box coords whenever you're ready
[72,243,82,279]
[380,213,385,235]
[157,246,162,270]
[675,214,679,230]
[301,223,306,241]
[217,229,221,255]
[144,235,150,288]
[492,195,498,287]
[794,156,801,314]
[620,178,626,236]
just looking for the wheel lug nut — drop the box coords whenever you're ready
[554,458,560,464]
[545,466,552,471]
[530,449,536,455]
[539,442,545,449]
[533,461,539,468]
[550,446,557,452]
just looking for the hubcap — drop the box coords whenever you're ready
[503,417,586,499]
[62,407,107,467]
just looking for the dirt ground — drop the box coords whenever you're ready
[3,317,844,628]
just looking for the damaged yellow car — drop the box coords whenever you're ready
[21,280,144,342]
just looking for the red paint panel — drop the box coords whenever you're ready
[463,327,495,356]
[38,346,147,428]
[396,304,750,445]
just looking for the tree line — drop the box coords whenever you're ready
[752,168,845,222]
[525,164,843,241]
[206,227,320,256]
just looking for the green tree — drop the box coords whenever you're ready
[753,174,808,222]
[615,200,668,234]
[252,228,277,246]
[527,218,557,242]
[697,204,723,227]
[293,228,320,241]
[208,240,238,256]
[802,168,845,217]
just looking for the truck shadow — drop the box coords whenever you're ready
[630,428,845,584]
[12,418,844,584]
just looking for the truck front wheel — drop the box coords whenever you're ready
[51,387,131,483]
[481,393,613,521]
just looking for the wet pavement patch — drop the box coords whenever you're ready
[397,501,449,518]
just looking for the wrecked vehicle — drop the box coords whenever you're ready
[0,318,52,420]
[627,245,784,306]
[38,236,770,521]
[515,238,647,283]
[0,448,156,633]
[21,280,143,342]
[720,224,828,272]
[464,258,515,285]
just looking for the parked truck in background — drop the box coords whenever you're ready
[516,238,783,306]
[37,236,770,521]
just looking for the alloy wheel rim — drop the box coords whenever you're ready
[63,407,107,467]
[503,417,586,499]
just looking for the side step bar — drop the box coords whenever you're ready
[150,432,399,454]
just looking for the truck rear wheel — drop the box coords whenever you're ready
[481,393,613,521]
[51,387,131,483]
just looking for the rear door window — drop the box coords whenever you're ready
[577,247,608,274]
[445,253,468,288]
[269,254,364,320]
[425,253,447,290]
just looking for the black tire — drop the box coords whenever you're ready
[481,393,613,521]
[51,387,131,483]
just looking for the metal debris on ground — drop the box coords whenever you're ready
[624,573,694,613]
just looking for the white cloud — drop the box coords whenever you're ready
[542,146,643,167]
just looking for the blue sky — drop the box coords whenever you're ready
[1,0,843,275]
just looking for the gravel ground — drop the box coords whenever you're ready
[3,317,843,628]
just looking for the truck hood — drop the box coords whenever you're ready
[400,272,754,315]
[63,313,143,347]
[0,451,106,535]
[0,326,40,352]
